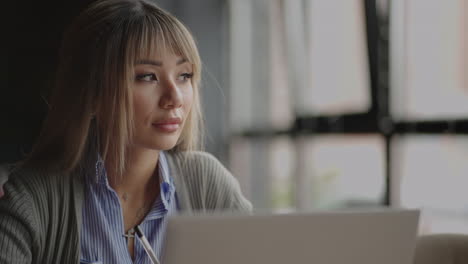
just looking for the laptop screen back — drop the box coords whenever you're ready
[162,209,419,264]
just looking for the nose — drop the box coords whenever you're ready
[159,79,183,109]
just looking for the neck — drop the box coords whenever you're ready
[108,148,160,196]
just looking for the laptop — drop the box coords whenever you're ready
[161,209,419,264]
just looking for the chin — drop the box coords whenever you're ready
[148,136,180,151]
[156,143,178,151]
[134,131,182,151]
[144,140,177,151]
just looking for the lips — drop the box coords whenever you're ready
[152,117,182,133]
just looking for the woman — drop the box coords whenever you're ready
[0,0,252,263]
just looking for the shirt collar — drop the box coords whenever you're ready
[158,151,175,206]
[92,151,176,211]
[147,151,176,219]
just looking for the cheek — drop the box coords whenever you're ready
[133,89,157,122]
[183,87,194,112]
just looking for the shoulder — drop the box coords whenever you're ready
[0,167,52,256]
[168,150,224,171]
[0,166,81,233]
[3,167,52,207]
[166,151,252,212]
[0,168,68,221]
[0,167,41,218]
[0,167,82,263]
[5,167,75,203]
[166,151,234,188]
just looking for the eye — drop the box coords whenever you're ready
[135,73,157,82]
[177,73,194,82]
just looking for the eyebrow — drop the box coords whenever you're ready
[135,58,188,66]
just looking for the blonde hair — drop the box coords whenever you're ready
[24,0,203,176]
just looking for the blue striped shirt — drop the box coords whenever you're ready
[80,151,177,264]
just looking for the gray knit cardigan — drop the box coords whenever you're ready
[0,151,252,263]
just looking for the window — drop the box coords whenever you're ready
[227,0,468,234]
[295,135,385,209]
[391,0,468,120]
[230,137,295,211]
[302,0,371,115]
[392,135,468,234]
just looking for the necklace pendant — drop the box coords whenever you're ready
[123,227,135,238]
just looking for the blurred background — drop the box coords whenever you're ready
[4,0,468,234]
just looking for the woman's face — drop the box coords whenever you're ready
[131,51,194,151]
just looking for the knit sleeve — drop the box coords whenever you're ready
[0,176,38,264]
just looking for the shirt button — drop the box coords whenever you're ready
[162,182,170,193]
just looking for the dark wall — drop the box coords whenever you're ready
[4,0,95,163]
